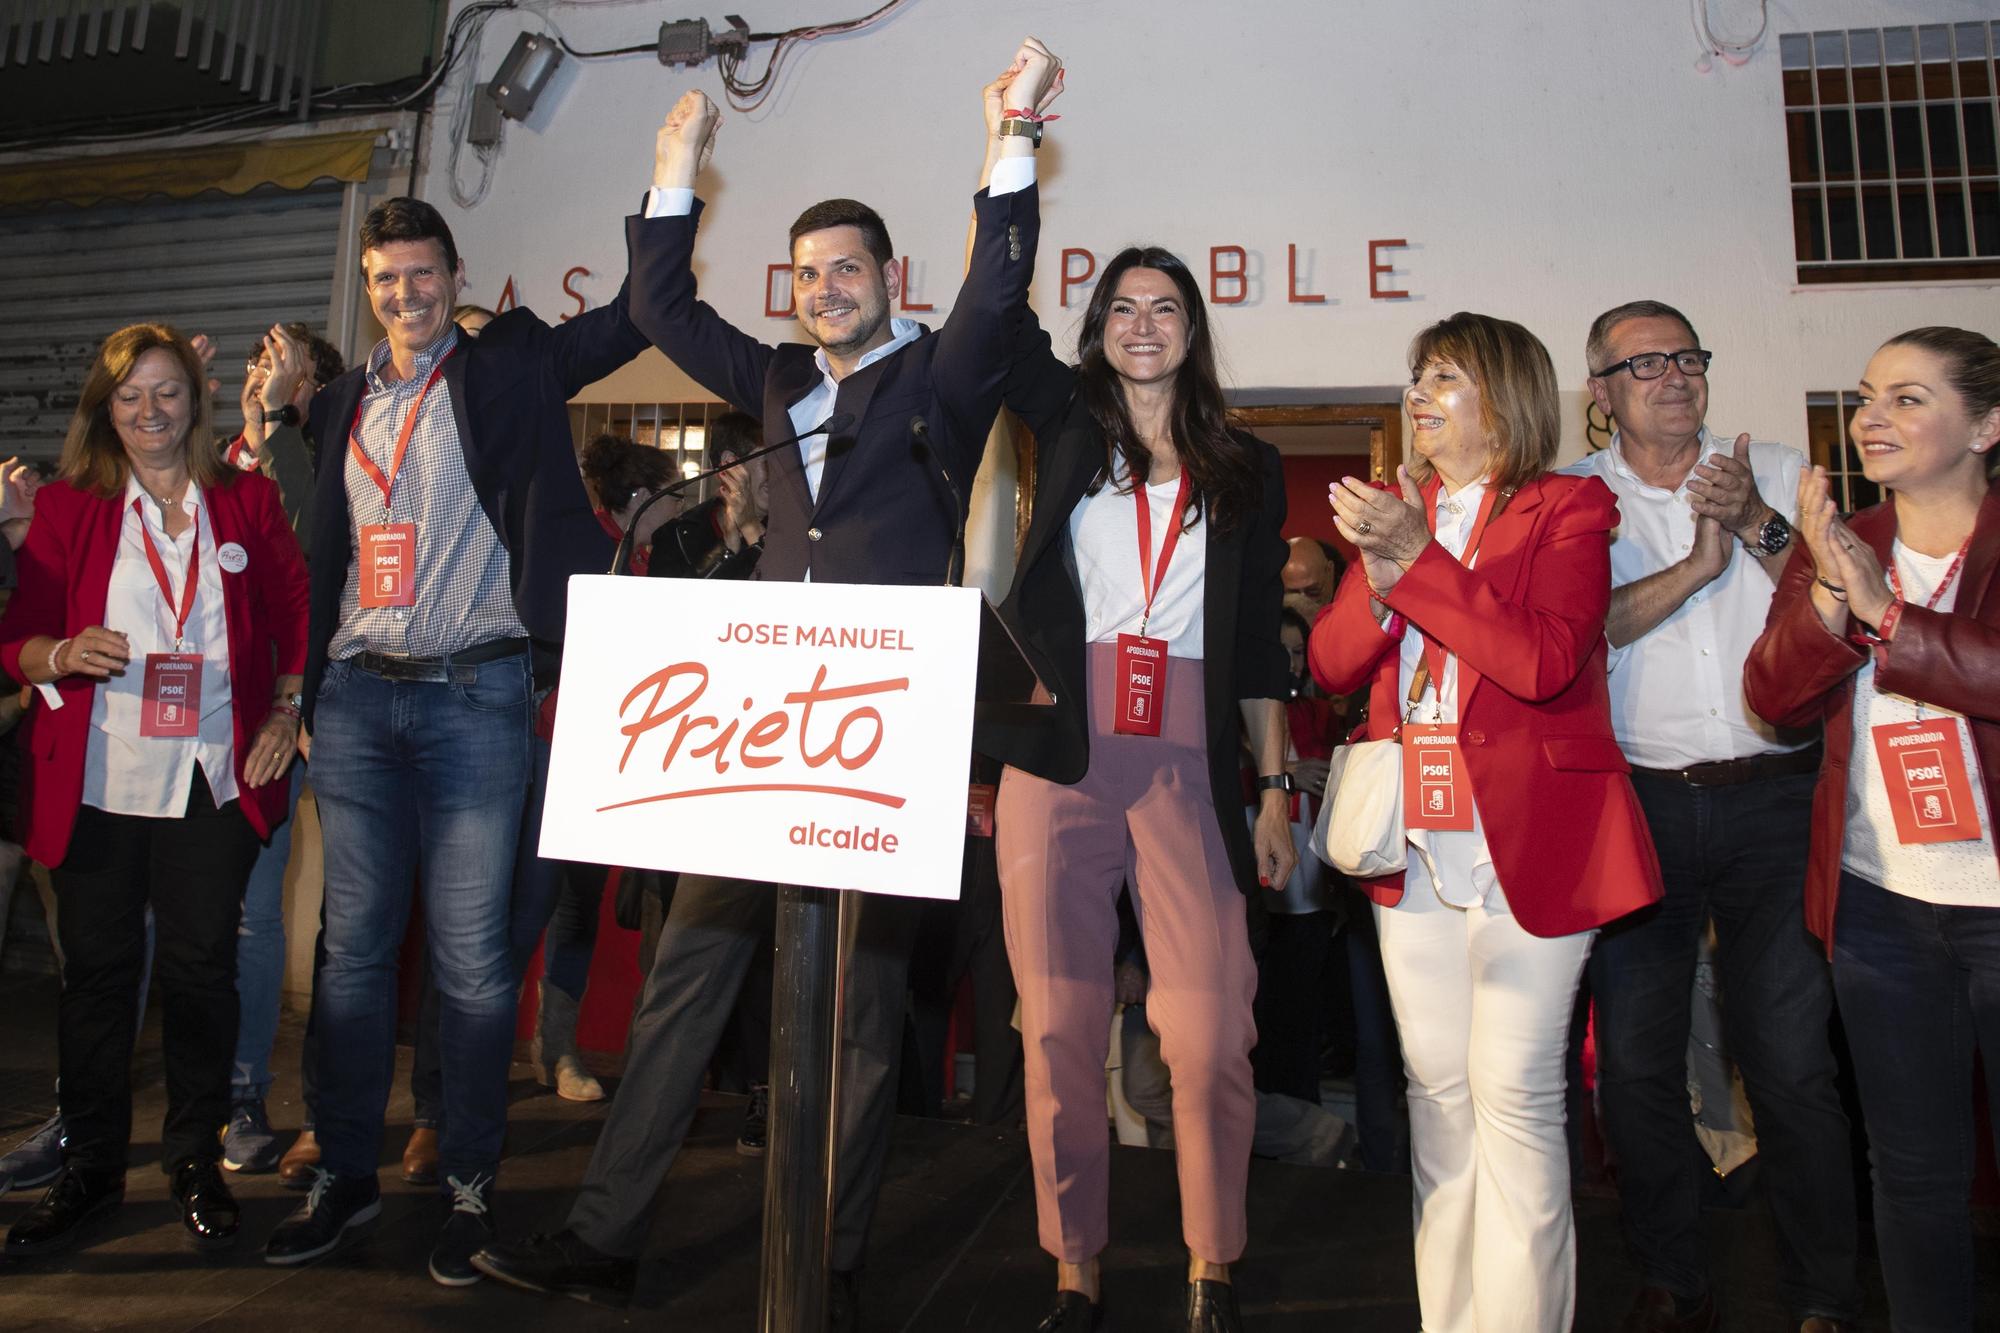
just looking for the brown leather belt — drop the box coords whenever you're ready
[347,636,529,685]
[1631,744,1822,787]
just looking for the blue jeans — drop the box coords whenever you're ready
[1834,870,2000,1333]
[308,654,530,1185]
[232,763,305,1101]
[1588,770,1857,1320]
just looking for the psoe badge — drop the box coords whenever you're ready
[217,541,249,574]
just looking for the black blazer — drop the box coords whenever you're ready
[976,323,1291,895]
[301,278,650,725]
[624,187,1040,586]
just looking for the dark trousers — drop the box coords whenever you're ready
[1833,871,2000,1333]
[1250,907,1335,1104]
[52,775,260,1177]
[1589,769,1857,1320]
[906,832,1025,1126]
[567,874,919,1269]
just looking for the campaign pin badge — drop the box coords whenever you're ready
[218,541,249,573]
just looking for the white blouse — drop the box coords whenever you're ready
[82,476,239,817]
[1068,465,1207,660]
[1841,540,1998,906]
[1396,477,1504,911]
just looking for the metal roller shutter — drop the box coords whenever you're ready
[0,181,345,465]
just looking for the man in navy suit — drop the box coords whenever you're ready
[261,195,649,1284]
[470,42,1062,1322]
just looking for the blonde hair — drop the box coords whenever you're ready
[1406,312,1560,492]
[61,323,227,498]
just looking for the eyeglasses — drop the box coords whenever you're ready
[1592,348,1713,381]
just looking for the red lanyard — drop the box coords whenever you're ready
[1416,483,1506,702]
[348,351,453,512]
[1887,538,1971,610]
[132,498,199,648]
[1134,470,1194,636]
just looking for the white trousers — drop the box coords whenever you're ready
[1374,879,1594,1333]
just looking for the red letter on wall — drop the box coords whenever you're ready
[897,257,934,313]
[559,265,591,321]
[1210,246,1247,305]
[1060,248,1096,308]
[1287,244,1326,304]
[765,264,795,319]
[1368,239,1410,300]
[496,275,520,314]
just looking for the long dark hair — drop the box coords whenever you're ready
[1076,246,1259,533]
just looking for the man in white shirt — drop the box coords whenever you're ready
[1566,300,1856,1333]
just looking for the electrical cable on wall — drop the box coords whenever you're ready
[1690,0,1769,73]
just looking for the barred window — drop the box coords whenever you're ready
[1783,23,2000,284]
[1805,392,1883,514]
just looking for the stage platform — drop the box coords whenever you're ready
[1,971,1990,1331]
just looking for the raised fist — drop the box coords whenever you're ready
[1003,37,1063,118]
[657,89,722,185]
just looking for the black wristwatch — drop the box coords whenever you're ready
[259,403,301,428]
[1255,773,1295,795]
[1741,510,1793,557]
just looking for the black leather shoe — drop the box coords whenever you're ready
[1036,1289,1105,1331]
[829,1268,860,1333]
[263,1169,381,1265]
[469,1228,636,1307]
[1186,1278,1242,1332]
[4,1165,125,1257]
[170,1158,241,1251]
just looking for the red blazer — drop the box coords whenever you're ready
[1744,480,2000,954]
[1307,472,1662,937]
[0,473,309,866]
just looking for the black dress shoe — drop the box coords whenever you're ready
[4,1165,125,1257]
[1619,1285,1718,1333]
[170,1158,241,1251]
[829,1267,860,1333]
[469,1228,636,1308]
[1036,1289,1105,1331]
[263,1169,381,1265]
[1186,1278,1242,1333]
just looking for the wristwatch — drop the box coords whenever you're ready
[284,691,304,711]
[1255,773,1295,795]
[997,117,1043,147]
[259,403,301,428]
[1741,510,1793,557]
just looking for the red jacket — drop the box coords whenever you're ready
[0,473,309,866]
[1744,480,2000,954]
[1307,471,1662,937]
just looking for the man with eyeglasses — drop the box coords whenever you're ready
[1564,300,1856,1333]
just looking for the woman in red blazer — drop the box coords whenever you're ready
[0,324,308,1260]
[1309,313,1661,1333]
[1745,326,2000,1333]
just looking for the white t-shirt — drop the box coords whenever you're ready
[1841,540,1999,905]
[1068,467,1207,659]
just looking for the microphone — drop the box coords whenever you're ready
[609,411,855,575]
[909,415,965,587]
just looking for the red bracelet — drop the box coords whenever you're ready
[1847,597,1904,648]
[1002,107,1061,123]
[269,702,302,720]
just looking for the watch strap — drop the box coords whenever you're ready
[997,118,1042,145]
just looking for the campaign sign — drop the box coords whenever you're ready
[541,576,980,900]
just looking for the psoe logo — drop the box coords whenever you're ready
[602,660,910,812]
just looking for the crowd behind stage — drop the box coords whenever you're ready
[1,36,1998,1333]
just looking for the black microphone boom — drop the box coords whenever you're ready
[608,411,855,575]
[909,414,966,587]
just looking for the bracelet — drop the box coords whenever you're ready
[46,637,70,681]
[1814,574,1848,601]
[1001,107,1060,123]
[268,702,302,721]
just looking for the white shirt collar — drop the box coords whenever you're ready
[123,470,205,520]
[812,317,923,382]
[1605,426,1718,496]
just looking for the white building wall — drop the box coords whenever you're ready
[420,0,2000,458]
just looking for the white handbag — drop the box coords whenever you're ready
[1311,737,1407,877]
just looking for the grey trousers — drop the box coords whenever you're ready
[566,872,919,1269]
